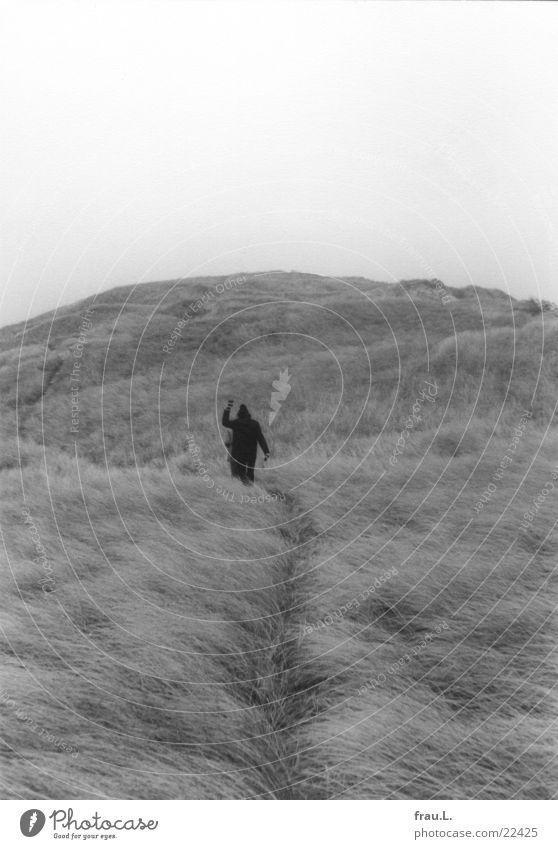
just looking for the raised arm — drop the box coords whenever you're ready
[222,400,234,428]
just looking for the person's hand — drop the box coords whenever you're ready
[226,399,234,408]
[264,453,270,462]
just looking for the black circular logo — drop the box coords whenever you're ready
[20,810,46,837]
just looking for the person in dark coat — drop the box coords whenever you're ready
[222,400,270,483]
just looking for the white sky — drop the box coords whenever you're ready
[1,0,557,326]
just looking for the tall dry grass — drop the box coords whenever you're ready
[0,273,556,798]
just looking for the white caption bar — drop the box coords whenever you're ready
[1,800,556,848]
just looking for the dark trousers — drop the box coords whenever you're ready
[230,458,255,484]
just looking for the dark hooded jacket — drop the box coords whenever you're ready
[222,406,269,467]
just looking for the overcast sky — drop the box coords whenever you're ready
[1,0,557,326]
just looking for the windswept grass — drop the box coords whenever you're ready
[0,272,556,798]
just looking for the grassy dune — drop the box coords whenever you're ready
[0,272,556,798]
